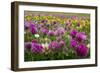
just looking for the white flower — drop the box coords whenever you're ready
[87,44,90,48]
[45,43,49,48]
[42,43,49,48]
[42,44,45,48]
[35,34,39,38]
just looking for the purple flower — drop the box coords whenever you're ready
[24,42,31,50]
[70,30,78,38]
[59,40,65,47]
[58,27,65,34]
[30,24,37,34]
[76,32,86,42]
[41,20,47,23]
[56,37,62,42]
[31,42,43,54]
[40,28,49,35]
[24,21,31,29]
[76,44,88,57]
[48,41,61,50]
[48,30,55,36]
[55,27,65,36]
[70,39,77,48]
[32,39,38,43]
[37,24,44,29]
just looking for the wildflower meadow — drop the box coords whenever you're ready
[24,11,90,61]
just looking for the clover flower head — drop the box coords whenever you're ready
[76,32,86,42]
[76,43,88,57]
[31,42,43,54]
[70,39,77,48]
[70,29,78,38]
[48,30,55,36]
[24,42,31,50]
[40,28,49,35]
[30,24,37,34]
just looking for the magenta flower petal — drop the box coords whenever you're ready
[76,32,86,42]
[31,42,43,54]
[70,30,78,38]
[55,27,65,36]
[41,20,47,23]
[56,37,62,42]
[24,42,31,50]
[40,28,49,35]
[24,21,31,29]
[48,41,61,50]
[48,30,55,36]
[76,44,88,57]
[30,24,37,34]
[59,40,65,47]
[32,39,38,43]
[70,39,77,48]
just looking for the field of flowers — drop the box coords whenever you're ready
[24,11,90,61]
